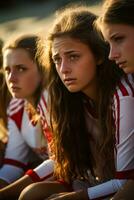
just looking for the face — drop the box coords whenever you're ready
[52,37,98,98]
[101,23,134,73]
[3,48,41,102]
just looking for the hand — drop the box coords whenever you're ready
[46,190,89,200]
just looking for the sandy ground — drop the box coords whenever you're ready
[0,1,102,42]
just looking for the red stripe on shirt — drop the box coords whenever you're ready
[115,169,134,179]
[26,169,53,182]
[114,92,120,144]
[38,102,52,143]
[9,106,24,130]
[125,76,134,97]
[4,158,27,171]
[118,81,129,96]
[9,99,24,112]
[41,94,48,111]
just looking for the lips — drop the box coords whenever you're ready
[10,86,21,92]
[64,78,76,86]
[116,61,127,68]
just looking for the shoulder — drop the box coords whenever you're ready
[37,90,50,126]
[37,90,48,115]
[40,90,48,107]
[7,98,25,130]
[7,98,25,115]
[114,74,134,98]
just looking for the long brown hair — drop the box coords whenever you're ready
[0,74,11,129]
[39,5,124,183]
[0,39,11,138]
[98,0,134,26]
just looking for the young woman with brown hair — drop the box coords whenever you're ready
[18,5,134,200]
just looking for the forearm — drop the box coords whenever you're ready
[0,175,33,199]
[87,179,126,200]
[111,180,134,200]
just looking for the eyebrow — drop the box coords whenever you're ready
[52,50,79,58]
[3,64,25,70]
[109,33,119,40]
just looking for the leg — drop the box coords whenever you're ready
[18,181,69,200]
[111,180,134,200]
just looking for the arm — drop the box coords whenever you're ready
[0,117,31,187]
[0,159,54,199]
[0,174,33,200]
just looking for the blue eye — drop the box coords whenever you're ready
[18,67,25,72]
[114,36,124,43]
[16,65,27,72]
[69,54,79,61]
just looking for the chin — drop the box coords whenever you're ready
[67,87,79,93]
[12,94,22,99]
[123,67,134,74]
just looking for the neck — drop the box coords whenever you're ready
[83,81,99,104]
[26,96,36,108]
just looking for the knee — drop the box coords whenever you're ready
[18,183,38,200]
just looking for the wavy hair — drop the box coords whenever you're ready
[39,5,124,183]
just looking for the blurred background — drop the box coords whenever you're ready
[0,0,103,42]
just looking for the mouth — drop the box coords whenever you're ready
[116,61,127,68]
[64,78,77,86]
[10,86,21,92]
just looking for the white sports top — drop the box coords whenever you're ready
[0,74,133,199]
[86,74,134,199]
[26,74,134,198]
[0,90,54,183]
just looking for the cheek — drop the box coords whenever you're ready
[128,43,134,53]
[82,61,96,79]
[24,74,41,91]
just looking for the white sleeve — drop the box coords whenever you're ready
[88,179,126,199]
[34,159,54,179]
[0,118,31,183]
[115,96,134,174]
[26,159,54,182]
[87,78,134,199]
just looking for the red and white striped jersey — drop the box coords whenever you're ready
[26,74,134,195]
[85,74,134,199]
[0,90,54,183]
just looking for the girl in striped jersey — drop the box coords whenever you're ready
[0,35,54,199]
[96,0,134,199]
[18,5,134,200]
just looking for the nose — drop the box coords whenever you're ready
[108,46,120,61]
[8,70,17,83]
[60,59,71,74]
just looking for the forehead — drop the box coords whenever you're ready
[52,36,88,55]
[3,48,31,63]
[3,48,35,70]
[102,23,134,40]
